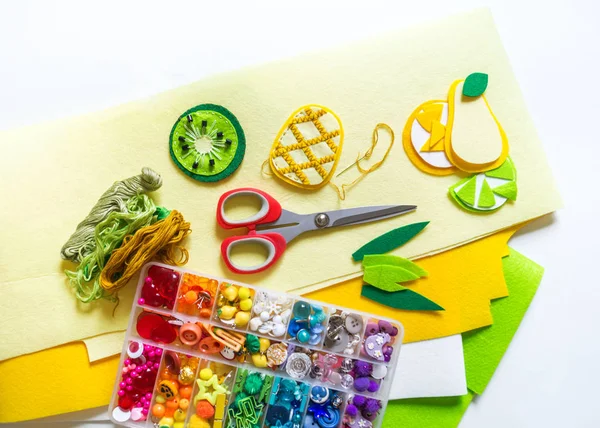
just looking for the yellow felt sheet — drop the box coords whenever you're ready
[306,226,518,343]
[0,9,561,361]
[0,342,120,423]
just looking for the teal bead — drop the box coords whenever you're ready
[293,301,311,319]
[297,329,310,343]
[312,304,323,313]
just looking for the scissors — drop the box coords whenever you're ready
[216,188,416,274]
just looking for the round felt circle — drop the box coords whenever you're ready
[169,104,246,182]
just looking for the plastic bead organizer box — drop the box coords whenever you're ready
[109,262,403,428]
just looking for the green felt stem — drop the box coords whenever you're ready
[352,221,429,262]
[361,285,444,311]
[362,255,428,277]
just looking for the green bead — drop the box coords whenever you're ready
[297,329,310,343]
[293,301,311,318]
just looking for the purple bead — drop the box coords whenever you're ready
[377,320,393,334]
[353,395,366,407]
[384,354,391,363]
[390,326,399,337]
[364,398,382,413]
[383,345,393,356]
[354,360,373,377]
[367,380,380,393]
[354,377,370,392]
[345,404,358,417]
[365,322,379,337]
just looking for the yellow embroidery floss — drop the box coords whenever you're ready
[330,123,395,200]
[99,210,191,297]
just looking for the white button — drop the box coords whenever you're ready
[345,314,364,334]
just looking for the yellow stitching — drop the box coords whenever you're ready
[278,155,337,174]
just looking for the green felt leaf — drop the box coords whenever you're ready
[463,248,543,394]
[363,265,418,291]
[462,72,488,97]
[485,157,516,180]
[352,221,429,262]
[455,175,477,206]
[492,180,518,201]
[361,285,444,311]
[362,255,428,277]
[478,179,496,208]
[384,249,543,426]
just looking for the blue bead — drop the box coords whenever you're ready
[288,319,302,336]
[312,304,323,313]
[297,329,310,343]
[311,324,324,334]
[308,334,320,345]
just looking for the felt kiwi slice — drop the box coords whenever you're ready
[169,104,246,182]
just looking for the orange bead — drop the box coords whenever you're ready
[199,308,212,318]
[166,398,180,409]
[208,279,218,289]
[184,290,198,304]
[152,403,166,418]
[179,386,192,399]
[179,398,190,410]
[165,407,175,418]
[196,400,215,419]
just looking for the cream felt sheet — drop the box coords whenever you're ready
[0,9,561,360]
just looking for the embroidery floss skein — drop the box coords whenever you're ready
[99,210,191,297]
[60,167,163,263]
[65,194,158,303]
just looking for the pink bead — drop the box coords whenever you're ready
[130,364,137,370]
[137,298,146,305]
[155,348,163,357]
[117,390,125,397]
[141,397,147,404]
[153,363,160,370]
[144,277,152,285]
[119,382,126,388]
[144,345,151,352]
[124,359,131,366]
[145,393,152,399]
[126,385,133,392]
[122,367,129,374]
[142,408,149,415]
[148,351,155,359]
[126,378,133,385]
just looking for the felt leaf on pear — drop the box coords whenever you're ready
[352,221,429,262]
[361,285,444,311]
[462,72,488,97]
[362,255,429,277]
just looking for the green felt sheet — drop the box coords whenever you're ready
[352,221,429,262]
[383,247,543,427]
[361,286,444,311]
[362,255,429,277]
[462,248,543,394]
[462,72,488,97]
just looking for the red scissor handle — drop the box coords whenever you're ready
[221,232,287,274]
[216,188,282,230]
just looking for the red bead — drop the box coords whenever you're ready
[148,266,180,309]
[140,279,164,307]
[118,394,134,410]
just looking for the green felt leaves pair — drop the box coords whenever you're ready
[353,222,443,311]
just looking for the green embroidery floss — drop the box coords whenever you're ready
[60,167,163,263]
[65,194,158,303]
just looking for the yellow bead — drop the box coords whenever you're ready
[173,408,186,422]
[222,286,238,302]
[189,414,211,428]
[259,337,271,353]
[235,311,250,327]
[158,416,174,428]
[155,395,166,404]
[239,298,252,311]
[218,305,237,320]
[238,287,251,300]
[173,423,185,428]
[251,353,268,368]
[199,368,213,381]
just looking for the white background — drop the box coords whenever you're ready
[1,0,598,427]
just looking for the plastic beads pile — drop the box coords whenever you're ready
[215,284,254,329]
[189,366,230,428]
[362,320,398,362]
[112,342,163,424]
[266,378,309,427]
[138,265,181,310]
[305,386,343,428]
[176,274,219,318]
[288,301,327,346]
[249,291,293,337]
[227,369,274,427]
[149,351,199,428]
[342,395,383,428]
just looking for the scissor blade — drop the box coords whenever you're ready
[329,205,416,227]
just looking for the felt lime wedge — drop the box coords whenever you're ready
[169,104,246,182]
[449,157,517,213]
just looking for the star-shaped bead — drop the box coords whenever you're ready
[194,374,227,406]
